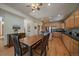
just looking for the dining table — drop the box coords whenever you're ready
[20,34,43,56]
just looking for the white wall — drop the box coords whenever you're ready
[0,9,25,45]
[0,9,40,45]
[24,18,40,36]
[0,4,41,45]
[0,20,1,36]
[0,17,3,36]
[0,4,26,18]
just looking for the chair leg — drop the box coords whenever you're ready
[44,48,47,56]
[14,51,16,56]
[46,44,49,50]
[14,53,16,56]
[47,46,49,50]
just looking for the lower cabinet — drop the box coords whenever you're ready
[62,34,79,56]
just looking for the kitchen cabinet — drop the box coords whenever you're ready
[74,10,79,28]
[65,15,74,29]
[75,16,79,27]
[62,34,79,55]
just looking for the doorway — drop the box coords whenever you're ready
[0,16,4,52]
[0,16,4,39]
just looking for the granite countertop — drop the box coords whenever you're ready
[64,32,79,41]
[52,28,79,41]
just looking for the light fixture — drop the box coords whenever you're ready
[32,10,35,12]
[48,3,51,6]
[31,3,42,11]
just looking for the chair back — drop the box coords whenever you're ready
[40,33,50,55]
[42,33,50,45]
[46,33,50,45]
[11,34,22,56]
[32,33,50,56]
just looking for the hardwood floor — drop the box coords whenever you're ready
[0,38,14,56]
[0,38,5,56]
[47,37,70,56]
[0,33,79,56]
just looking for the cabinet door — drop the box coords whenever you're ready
[62,35,72,55]
[62,34,79,55]
[61,23,64,29]
[74,10,79,27]
[65,18,70,29]
[72,39,79,56]
[75,16,79,27]
[69,18,74,29]
[65,15,74,29]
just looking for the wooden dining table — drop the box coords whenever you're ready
[20,34,43,56]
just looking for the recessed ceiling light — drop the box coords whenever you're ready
[48,3,51,6]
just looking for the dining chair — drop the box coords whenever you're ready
[32,33,50,56]
[11,34,28,56]
[45,33,50,50]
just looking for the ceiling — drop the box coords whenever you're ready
[5,3,79,22]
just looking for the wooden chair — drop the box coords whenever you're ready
[46,33,50,50]
[11,34,28,56]
[32,33,50,56]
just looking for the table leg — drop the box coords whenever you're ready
[29,46,32,56]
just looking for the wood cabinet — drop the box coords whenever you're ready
[62,34,79,55]
[41,22,64,31]
[65,15,74,29]
[65,10,79,29]
[75,16,79,27]
[74,10,79,27]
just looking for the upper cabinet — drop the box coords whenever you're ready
[65,14,74,29]
[65,10,79,29]
[74,10,79,28]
